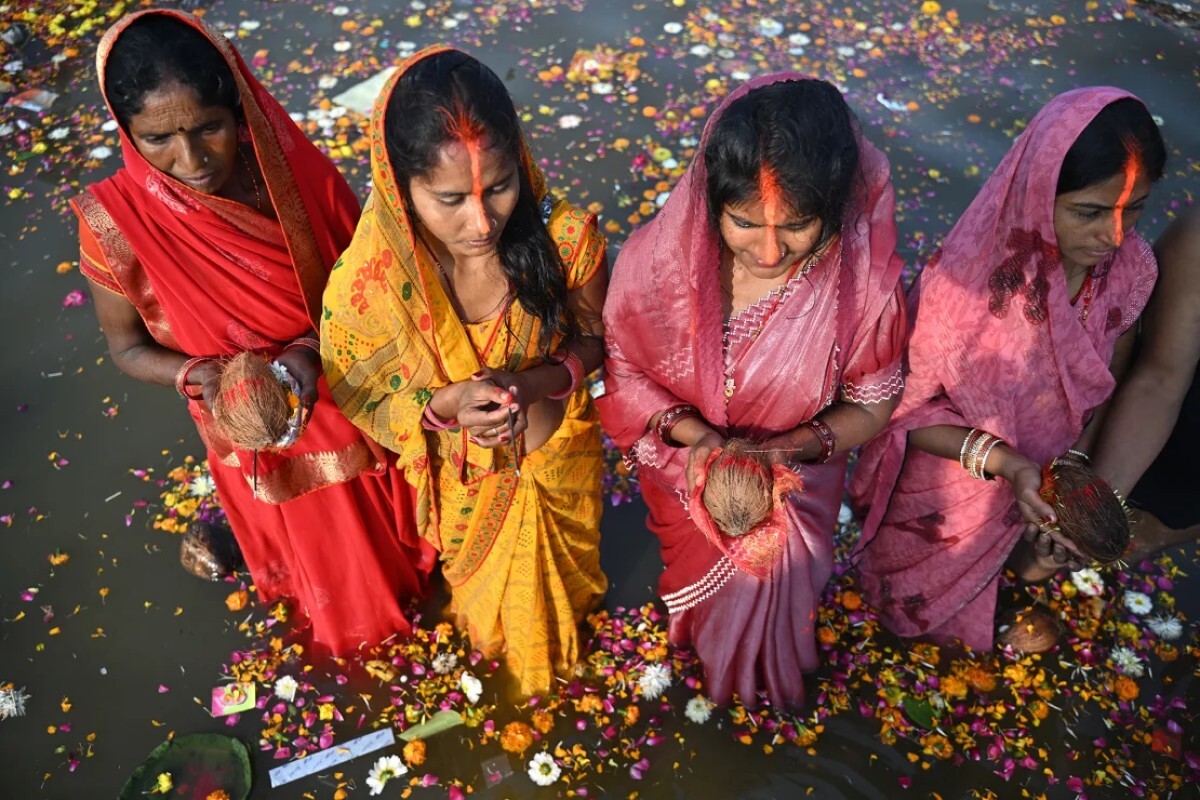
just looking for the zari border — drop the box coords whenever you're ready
[239,440,378,504]
[441,469,520,588]
[661,557,737,615]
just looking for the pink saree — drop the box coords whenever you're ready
[850,87,1158,651]
[597,73,906,708]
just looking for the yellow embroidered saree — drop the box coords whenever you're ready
[321,46,607,694]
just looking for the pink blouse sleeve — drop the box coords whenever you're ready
[840,283,907,405]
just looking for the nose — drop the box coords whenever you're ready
[466,195,495,239]
[177,136,207,175]
[756,226,784,267]
[1099,212,1124,248]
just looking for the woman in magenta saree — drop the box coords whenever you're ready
[850,88,1166,652]
[598,74,907,708]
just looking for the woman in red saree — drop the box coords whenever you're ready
[850,88,1167,652]
[598,75,907,708]
[70,9,433,655]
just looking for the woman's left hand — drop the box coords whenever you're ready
[467,368,531,447]
[276,345,321,414]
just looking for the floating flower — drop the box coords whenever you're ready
[1109,646,1145,677]
[527,752,561,786]
[459,671,482,704]
[1123,591,1152,615]
[403,739,426,767]
[1147,614,1183,640]
[500,721,534,755]
[225,590,249,612]
[558,115,582,129]
[684,695,713,724]
[151,772,173,794]
[1070,568,1104,597]
[638,663,671,699]
[1113,675,1140,702]
[48,127,69,140]
[88,146,113,160]
[273,675,298,703]
[188,475,216,498]
[365,754,407,796]
[432,652,458,675]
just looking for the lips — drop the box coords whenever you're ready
[181,172,218,189]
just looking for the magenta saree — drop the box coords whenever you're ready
[598,73,906,708]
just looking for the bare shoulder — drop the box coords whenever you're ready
[1154,206,1200,285]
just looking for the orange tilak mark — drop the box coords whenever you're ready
[1111,155,1139,247]
[758,165,785,265]
[443,103,489,234]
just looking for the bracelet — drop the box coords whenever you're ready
[655,404,701,447]
[175,356,212,399]
[285,336,322,356]
[546,350,584,400]
[803,417,836,464]
[422,402,458,431]
[977,437,1003,481]
[1064,448,1091,464]
[966,431,992,479]
[959,428,982,471]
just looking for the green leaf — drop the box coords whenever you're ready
[902,696,936,729]
[399,710,465,741]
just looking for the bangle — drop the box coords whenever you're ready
[422,402,458,431]
[803,417,836,464]
[1064,448,1091,464]
[175,356,212,399]
[977,437,1003,481]
[959,428,981,471]
[285,336,322,356]
[546,350,584,400]
[655,404,701,447]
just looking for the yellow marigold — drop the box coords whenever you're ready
[224,590,249,612]
[532,709,555,734]
[920,732,953,759]
[794,725,818,747]
[841,591,862,611]
[817,627,838,646]
[623,704,640,726]
[962,665,997,694]
[1003,663,1028,684]
[911,643,940,666]
[1076,618,1100,639]
[921,1,942,15]
[206,791,231,800]
[1113,675,1139,702]
[1156,643,1179,662]
[1027,699,1051,721]
[403,739,426,766]
[940,674,968,700]
[575,694,603,714]
[500,721,534,755]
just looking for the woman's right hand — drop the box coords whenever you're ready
[192,361,222,409]
[454,378,516,448]
[686,430,725,496]
[992,447,1055,536]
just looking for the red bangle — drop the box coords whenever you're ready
[422,402,458,431]
[655,404,701,447]
[547,350,584,400]
[803,417,836,464]
[285,336,322,357]
[175,356,212,399]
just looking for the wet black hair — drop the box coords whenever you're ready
[384,50,577,354]
[703,79,860,248]
[105,15,240,130]
[1057,98,1166,195]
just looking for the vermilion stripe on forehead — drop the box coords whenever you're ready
[1112,152,1140,246]
[758,165,785,227]
[444,103,487,201]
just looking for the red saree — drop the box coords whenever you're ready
[597,73,906,708]
[70,9,434,654]
[850,87,1158,651]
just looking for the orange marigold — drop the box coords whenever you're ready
[1113,675,1139,702]
[940,674,968,700]
[920,732,953,759]
[403,739,426,766]
[961,665,997,694]
[225,590,249,612]
[841,591,863,611]
[531,709,555,734]
[817,627,837,646]
[500,721,535,755]
[206,792,231,800]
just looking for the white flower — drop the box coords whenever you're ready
[663,22,683,34]
[432,652,458,675]
[1109,646,1145,678]
[459,671,482,704]
[757,18,784,36]
[689,44,712,57]
[88,146,113,160]
[638,663,671,699]
[239,20,261,31]
[318,75,338,90]
[1147,615,1183,640]
[331,6,349,16]
[188,475,216,498]
[273,675,298,703]
[527,752,561,786]
[102,120,119,132]
[1070,568,1105,597]
[558,114,582,129]
[366,754,408,796]
[48,127,69,140]
[684,695,713,724]
[1123,591,1153,615]
[332,40,351,53]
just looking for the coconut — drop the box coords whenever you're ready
[1040,458,1131,567]
[701,439,774,537]
[210,352,293,451]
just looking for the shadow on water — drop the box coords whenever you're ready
[1,0,1198,798]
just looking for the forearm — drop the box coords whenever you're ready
[1092,366,1192,495]
[767,398,897,464]
[908,424,1028,483]
[111,341,204,392]
[517,335,605,402]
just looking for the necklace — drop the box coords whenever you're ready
[240,149,263,211]
[721,247,822,399]
[419,233,509,325]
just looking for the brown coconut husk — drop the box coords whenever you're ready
[210,352,292,451]
[1039,458,1131,567]
[701,439,775,537]
[996,604,1063,654]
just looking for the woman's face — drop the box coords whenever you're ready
[126,80,240,195]
[408,138,520,261]
[718,195,824,280]
[1053,167,1153,274]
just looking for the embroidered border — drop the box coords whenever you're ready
[841,364,905,404]
[442,469,520,587]
[661,557,737,614]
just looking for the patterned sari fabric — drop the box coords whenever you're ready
[321,46,608,695]
[850,87,1159,651]
[597,73,907,709]
[71,9,434,655]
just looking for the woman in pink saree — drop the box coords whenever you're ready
[598,75,907,708]
[850,88,1166,652]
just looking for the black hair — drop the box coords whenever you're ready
[703,79,860,248]
[1057,98,1166,195]
[384,50,576,354]
[105,15,240,130]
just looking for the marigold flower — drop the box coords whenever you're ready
[1113,675,1139,702]
[532,709,555,734]
[225,590,249,612]
[500,721,534,755]
[920,732,953,759]
[940,675,968,700]
[817,627,837,646]
[962,666,997,694]
[206,792,231,800]
[841,591,862,611]
[402,739,426,766]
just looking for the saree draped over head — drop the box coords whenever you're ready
[849,87,1158,652]
[71,9,435,655]
[596,73,907,708]
[321,45,608,696]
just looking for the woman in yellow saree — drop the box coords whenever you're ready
[321,46,608,695]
